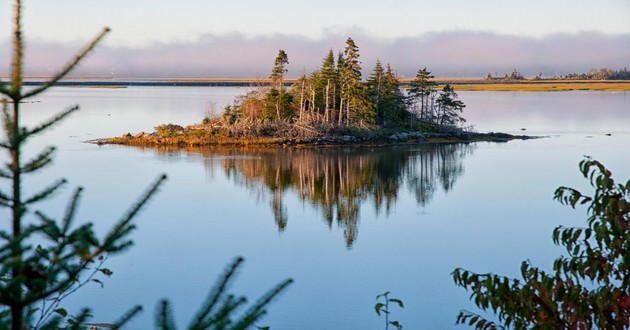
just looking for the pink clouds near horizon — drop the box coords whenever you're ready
[2,31,628,79]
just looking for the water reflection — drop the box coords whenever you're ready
[157,143,476,247]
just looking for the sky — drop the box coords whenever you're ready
[0,0,629,78]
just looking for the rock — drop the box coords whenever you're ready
[134,132,145,138]
[122,132,132,138]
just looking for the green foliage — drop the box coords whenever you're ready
[155,123,184,137]
[407,67,437,121]
[269,49,289,87]
[1,2,291,329]
[381,64,408,125]
[435,84,466,127]
[453,157,630,329]
[268,49,290,119]
[220,38,465,134]
[367,61,408,126]
[375,291,404,330]
[0,1,167,329]
[155,257,292,330]
[222,104,243,124]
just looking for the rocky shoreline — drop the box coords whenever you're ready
[88,129,535,148]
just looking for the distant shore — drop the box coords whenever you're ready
[9,77,630,91]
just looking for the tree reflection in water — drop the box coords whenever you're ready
[175,144,475,247]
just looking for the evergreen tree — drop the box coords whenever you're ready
[307,70,324,117]
[268,50,290,119]
[367,60,385,124]
[435,84,466,127]
[0,2,291,329]
[339,38,372,126]
[0,2,164,329]
[381,64,408,124]
[320,49,338,123]
[336,51,346,126]
[407,68,436,121]
[269,49,289,90]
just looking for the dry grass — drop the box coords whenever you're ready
[396,77,630,91]
[448,81,630,92]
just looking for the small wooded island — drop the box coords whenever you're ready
[97,38,532,147]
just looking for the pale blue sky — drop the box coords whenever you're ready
[1,0,628,46]
[0,1,628,77]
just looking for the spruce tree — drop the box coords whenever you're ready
[366,60,385,124]
[407,68,436,121]
[381,64,408,124]
[268,50,290,119]
[0,2,165,328]
[435,84,466,127]
[0,2,291,329]
[339,38,371,126]
[336,51,346,126]
[320,50,338,123]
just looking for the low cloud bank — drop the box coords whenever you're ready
[2,31,629,78]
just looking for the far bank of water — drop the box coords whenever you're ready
[11,87,630,329]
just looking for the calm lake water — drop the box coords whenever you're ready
[12,87,630,329]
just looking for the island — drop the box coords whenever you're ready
[93,38,537,147]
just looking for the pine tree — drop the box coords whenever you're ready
[320,50,338,123]
[339,38,371,126]
[366,60,385,124]
[269,49,289,90]
[0,2,165,329]
[408,68,436,121]
[0,2,291,329]
[381,64,408,124]
[269,50,290,119]
[435,84,466,127]
[336,51,346,126]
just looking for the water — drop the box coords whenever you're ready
[10,87,630,329]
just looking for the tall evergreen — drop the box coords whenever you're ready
[269,49,290,119]
[381,64,408,124]
[408,67,436,120]
[320,49,338,123]
[219,37,468,132]
[0,2,291,329]
[435,84,466,127]
[340,38,372,126]
[367,60,385,124]
[336,51,347,126]
[0,2,165,329]
[269,49,289,90]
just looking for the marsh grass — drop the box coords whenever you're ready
[434,81,630,92]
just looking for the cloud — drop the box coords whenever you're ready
[2,31,629,78]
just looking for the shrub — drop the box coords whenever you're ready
[453,158,630,329]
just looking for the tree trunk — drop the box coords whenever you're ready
[324,80,330,122]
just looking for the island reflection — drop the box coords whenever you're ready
[159,143,475,247]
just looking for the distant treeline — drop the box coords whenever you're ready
[562,68,630,80]
[485,68,630,81]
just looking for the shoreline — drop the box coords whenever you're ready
[10,77,630,91]
[88,131,536,148]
